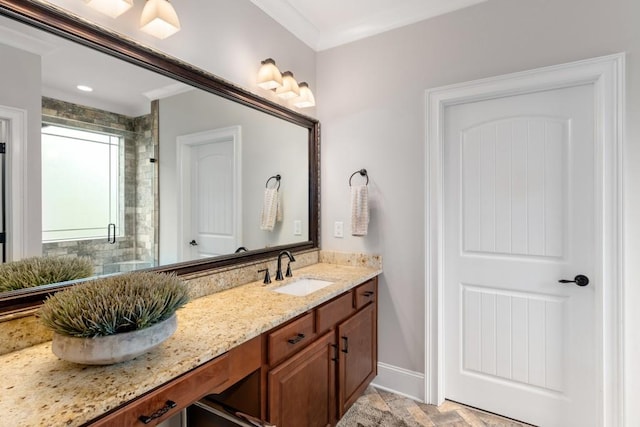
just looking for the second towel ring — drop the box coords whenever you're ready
[266,174,281,190]
[349,169,369,186]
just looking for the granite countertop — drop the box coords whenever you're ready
[0,262,381,427]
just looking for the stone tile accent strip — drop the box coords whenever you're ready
[320,250,383,269]
[0,315,52,355]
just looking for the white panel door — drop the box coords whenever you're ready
[444,84,596,426]
[187,139,237,259]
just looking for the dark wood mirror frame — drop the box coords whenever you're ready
[0,0,320,315]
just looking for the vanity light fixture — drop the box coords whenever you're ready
[275,71,300,100]
[84,0,133,18]
[257,58,283,90]
[257,60,314,108]
[293,82,315,108]
[83,0,181,39]
[76,84,94,92]
[139,0,181,39]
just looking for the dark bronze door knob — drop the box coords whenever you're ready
[558,275,589,287]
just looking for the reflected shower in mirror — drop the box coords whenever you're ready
[0,11,311,294]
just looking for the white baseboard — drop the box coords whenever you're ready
[371,362,425,402]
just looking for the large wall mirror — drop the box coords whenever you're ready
[0,0,319,314]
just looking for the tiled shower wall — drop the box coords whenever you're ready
[41,97,158,274]
[132,101,159,267]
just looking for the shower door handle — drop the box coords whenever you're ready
[107,223,116,244]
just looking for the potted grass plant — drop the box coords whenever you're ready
[39,271,189,365]
[0,256,94,292]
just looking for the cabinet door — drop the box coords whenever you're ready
[338,302,377,416]
[268,331,336,427]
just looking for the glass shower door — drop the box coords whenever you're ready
[0,119,7,263]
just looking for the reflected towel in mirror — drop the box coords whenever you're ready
[261,188,281,231]
[351,185,369,236]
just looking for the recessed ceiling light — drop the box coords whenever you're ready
[77,85,93,92]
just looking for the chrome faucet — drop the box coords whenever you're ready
[275,250,296,281]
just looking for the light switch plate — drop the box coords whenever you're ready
[294,220,302,236]
[334,221,344,238]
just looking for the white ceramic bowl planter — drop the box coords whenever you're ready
[52,314,177,365]
[39,271,189,365]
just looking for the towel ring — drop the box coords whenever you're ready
[266,174,281,190]
[349,169,369,186]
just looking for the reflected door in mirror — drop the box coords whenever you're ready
[181,128,241,261]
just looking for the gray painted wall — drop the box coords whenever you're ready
[0,43,41,259]
[317,0,639,422]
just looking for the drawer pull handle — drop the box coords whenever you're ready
[139,400,177,424]
[341,336,349,353]
[331,344,338,361]
[287,333,305,344]
[363,291,375,297]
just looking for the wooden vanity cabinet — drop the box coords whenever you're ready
[268,331,337,427]
[337,302,376,416]
[266,277,378,425]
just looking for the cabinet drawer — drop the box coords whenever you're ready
[316,292,354,334]
[354,279,377,310]
[268,312,315,366]
[90,354,230,426]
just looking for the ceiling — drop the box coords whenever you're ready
[250,0,488,51]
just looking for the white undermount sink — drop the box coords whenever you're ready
[272,278,334,297]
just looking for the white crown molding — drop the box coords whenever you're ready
[143,82,194,102]
[250,0,487,51]
[249,0,321,50]
[0,24,57,56]
[317,0,488,51]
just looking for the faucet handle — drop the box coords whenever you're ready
[258,268,271,284]
[285,262,293,278]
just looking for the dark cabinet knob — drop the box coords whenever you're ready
[189,239,198,246]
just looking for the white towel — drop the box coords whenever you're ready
[276,193,283,222]
[351,184,369,236]
[260,188,278,231]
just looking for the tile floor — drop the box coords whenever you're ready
[336,386,535,426]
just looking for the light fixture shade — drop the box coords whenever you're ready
[293,82,315,108]
[140,0,181,40]
[275,71,300,99]
[257,58,283,90]
[85,0,133,18]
